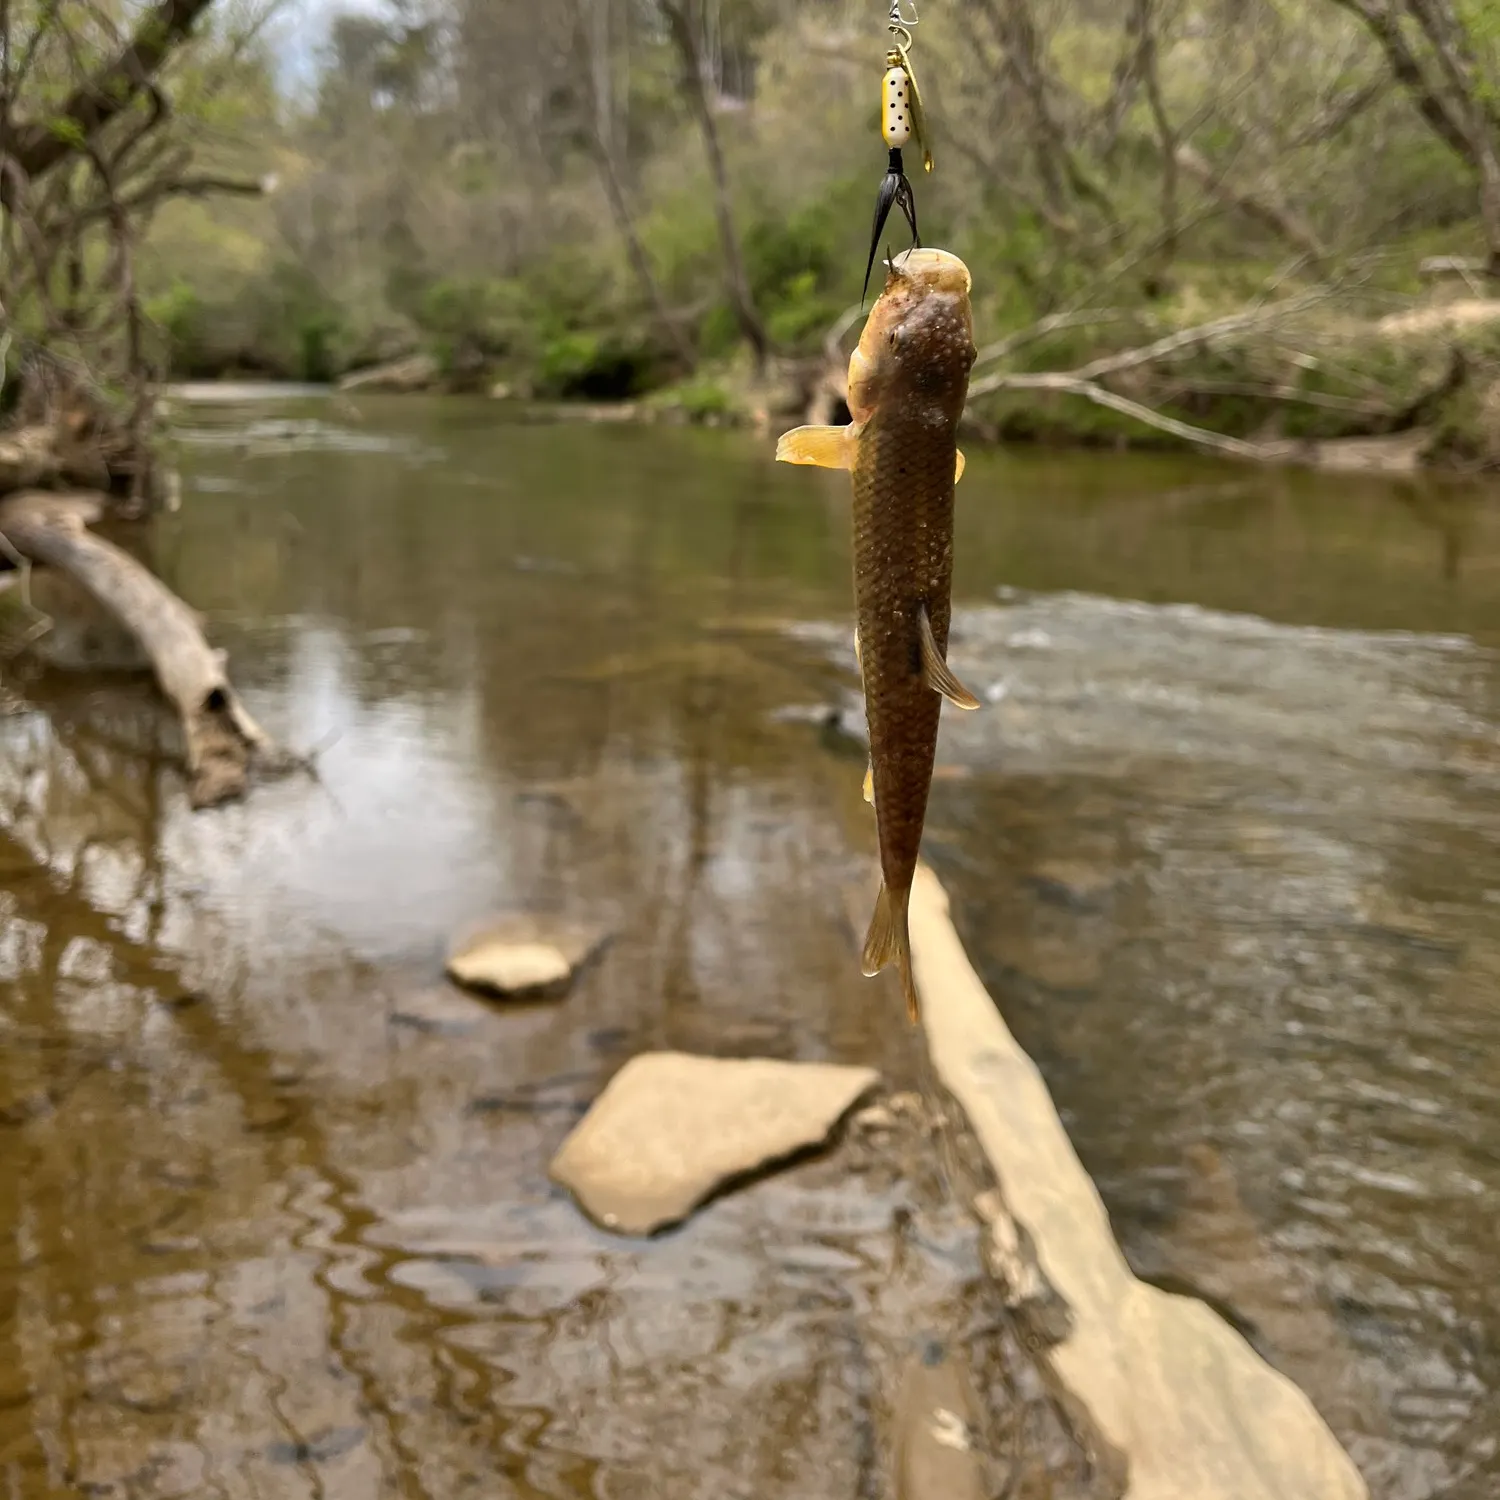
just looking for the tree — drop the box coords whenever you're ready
[658,0,770,371]
[0,0,290,805]
[571,0,695,368]
[1326,0,1500,270]
[1,0,272,499]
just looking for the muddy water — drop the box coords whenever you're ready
[1,391,1498,1498]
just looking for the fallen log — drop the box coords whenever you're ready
[0,491,289,808]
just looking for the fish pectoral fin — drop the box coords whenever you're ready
[862,883,919,1022]
[918,605,981,710]
[775,425,853,471]
[862,761,874,804]
[955,449,966,484]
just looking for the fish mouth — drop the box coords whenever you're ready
[889,246,971,297]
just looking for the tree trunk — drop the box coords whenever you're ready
[1132,0,1179,271]
[1327,0,1500,267]
[660,0,769,372]
[572,1,695,369]
[587,134,697,370]
[0,492,283,808]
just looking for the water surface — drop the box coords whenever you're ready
[3,390,1500,1497]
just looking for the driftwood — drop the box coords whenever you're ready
[0,490,286,807]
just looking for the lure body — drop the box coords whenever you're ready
[883,66,913,147]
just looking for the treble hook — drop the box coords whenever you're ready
[888,0,919,27]
[862,153,919,304]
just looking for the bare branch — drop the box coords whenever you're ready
[970,368,1272,461]
[974,309,1129,368]
[1286,74,1390,150]
[968,284,1355,460]
[1174,144,1327,264]
[1325,0,1475,164]
[1061,286,1335,384]
[1,0,217,205]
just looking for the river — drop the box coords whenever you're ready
[1,389,1498,1498]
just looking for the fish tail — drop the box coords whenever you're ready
[861,882,919,1023]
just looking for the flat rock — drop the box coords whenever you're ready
[909,864,1367,1500]
[549,1052,879,1235]
[445,915,610,1000]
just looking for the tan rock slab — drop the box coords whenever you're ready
[549,1052,879,1234]
[909,863,1368,1500]
[445,915,610,1000]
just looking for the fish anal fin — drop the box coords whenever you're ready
[918,605,981,710]
[775,425,852,470]
[862,761,874,804]
[955,449,965,484]
[861,882,919,1022]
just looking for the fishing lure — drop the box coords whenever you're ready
[863,3,933,302]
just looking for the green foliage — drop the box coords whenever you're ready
[145,281,215,377]
[412,276,534,372]
[656,377,735,421]
[46,116,86,148]
[536,331,661,400]
[741,177,866,346]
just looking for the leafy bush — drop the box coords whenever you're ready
[536,331,661,399]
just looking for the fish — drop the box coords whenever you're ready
[775,246,980,1021]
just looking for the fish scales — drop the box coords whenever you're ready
[776,248,979,1021]
[854,358,962,907]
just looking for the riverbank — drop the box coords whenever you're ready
[198,284,1500,478]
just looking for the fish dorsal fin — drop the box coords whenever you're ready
[919,605,981,710]
[775,425,852,470]
[955,449,965,484]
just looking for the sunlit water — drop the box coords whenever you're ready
[2,389,1499,1497]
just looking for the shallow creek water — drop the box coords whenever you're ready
[1,390,1499,1497]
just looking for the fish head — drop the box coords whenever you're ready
[848,248,977,425]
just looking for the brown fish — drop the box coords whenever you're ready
[776,247,979,1021]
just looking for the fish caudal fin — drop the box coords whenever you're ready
[861,882,920,1023]
[918,605,981,710]
[775,425,852,470]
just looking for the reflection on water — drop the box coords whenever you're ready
[2,389,1500,1496]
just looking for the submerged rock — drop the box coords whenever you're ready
[445,915,611,1000]
[892,1340,986,1500]
[390,984,488,1034]
[549,1052,879,1235]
